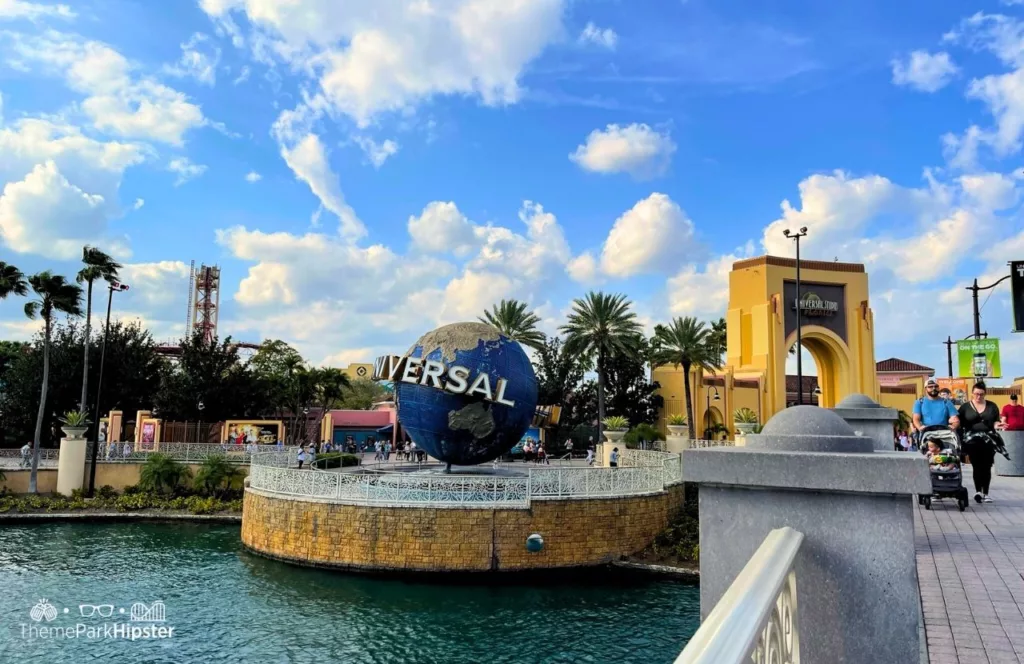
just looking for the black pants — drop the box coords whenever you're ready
[968,444,995,494]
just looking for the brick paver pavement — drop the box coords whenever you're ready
[917,467,1024,664]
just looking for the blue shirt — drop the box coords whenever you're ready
[913,397,958,427]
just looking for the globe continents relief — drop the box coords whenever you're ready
[396,322,539,466]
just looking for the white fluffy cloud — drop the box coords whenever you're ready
[164,32,221,86]
[668,248,753,320]
[0,0,75,21]
[0,117,144,259]
[244,170,261,182]
[891,50,959,92]
[566,252,600,284]
[578,22,617,49]
[569,123,676,179]
[278,133,364,239]
[6,31,207,145]
[408,201,477,256]
[353,135,399,168]
[201,0,566,128]
[0,160,128,260]
[168,157,207,185]
[600,193,699,277]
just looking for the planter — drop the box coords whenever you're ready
[734,422,757,435]
[56,437,87,496]
[61,426,89,440]
[603,429,627,444]
[667,425,688,438]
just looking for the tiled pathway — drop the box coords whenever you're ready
[916,468,1024,664]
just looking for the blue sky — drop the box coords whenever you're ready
[1,0,1022,382]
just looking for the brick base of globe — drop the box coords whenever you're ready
[241,485,685,572]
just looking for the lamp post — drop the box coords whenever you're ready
[197,400,205,444]
[966,275,1011,338]
[705,386,720,439]
[87,280,129,496]
[783,227,809,408]
[813,385,822,405]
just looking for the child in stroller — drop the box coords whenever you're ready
[917,427,969,512]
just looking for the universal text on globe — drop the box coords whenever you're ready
[373,355,517,407]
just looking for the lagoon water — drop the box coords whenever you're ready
[0,523,699,663]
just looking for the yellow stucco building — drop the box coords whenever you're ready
[655,255,1022,438]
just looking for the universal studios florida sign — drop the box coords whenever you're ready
[372,355,518,407]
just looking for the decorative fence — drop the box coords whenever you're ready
[81,443,299,465]
[247,448,685,507]
[0,448,59,469]
[675,527,802,664]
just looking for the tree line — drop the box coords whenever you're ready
[480,296,726,445]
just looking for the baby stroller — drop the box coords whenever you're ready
[916,427,969,512]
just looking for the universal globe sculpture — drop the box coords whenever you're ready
[395,322,539,469]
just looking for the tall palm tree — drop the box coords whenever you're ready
[76,246,121,413]
[651,316,722,441]
[479,299,546,350]
[0,262,28,299]
[560,292,642,444]
[25,272,83,493]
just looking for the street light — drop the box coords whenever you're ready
[87,280,129,496]
[783,227,808,407]
[813,385,822,405]
[705,386,720,439]
[197,400,205,444]
[966,274,1012,338]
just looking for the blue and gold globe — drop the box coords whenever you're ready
[396,322,539,466]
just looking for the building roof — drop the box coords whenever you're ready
[732,255,865,273]
[328,410,393,428]
[876,358,935,374]
[785,375,819,393]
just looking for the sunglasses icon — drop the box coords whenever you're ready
[79,604,114,617]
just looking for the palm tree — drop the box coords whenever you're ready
[0,262,28,299]
[560,292,642,445]
[479,299,546,350]
[25,272,83,493]
[76,246,121,413]
[651,317,722,441]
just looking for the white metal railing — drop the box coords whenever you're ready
[676,527,802,664]
[247,448,685,507]
[80,443,300,465]
[688,439,736,449]
[0,448,60,469]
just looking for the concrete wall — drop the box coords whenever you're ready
[1,463,250,494]
[241,485,684,572]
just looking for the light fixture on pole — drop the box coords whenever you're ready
[87,281,129,496]
[783,227,808,407]
[705,385,720,439]
[813,385,822,404]
[197,400,205,444]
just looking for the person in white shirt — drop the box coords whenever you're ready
[20,442,30,468]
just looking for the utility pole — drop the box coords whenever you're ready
[943,337,954,377]
[783,227,808,406]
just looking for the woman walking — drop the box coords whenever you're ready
[958,381,1006,503]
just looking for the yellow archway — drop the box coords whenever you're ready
[781,326,854,409]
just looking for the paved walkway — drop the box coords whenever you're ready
[917,467,1024,664]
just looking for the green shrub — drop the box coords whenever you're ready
[193,456,243,498]
[602,415,630,431]
[667,414,687,426]
[733,407,758,424]
[123,484,143,495]
[139,454,192,496]
[114,493,154,512]
[96,485,117,499]
[624,423,666,447]
[311,453,360,470]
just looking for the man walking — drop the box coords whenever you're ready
[1001,394,1024,431]
[913,378,960,435]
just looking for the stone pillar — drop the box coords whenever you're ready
[685,406,930,664]
[831,393,899,452]
[995,430,1024,476]
[56,427,89,495]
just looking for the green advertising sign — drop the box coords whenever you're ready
[956,338,1002,379]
